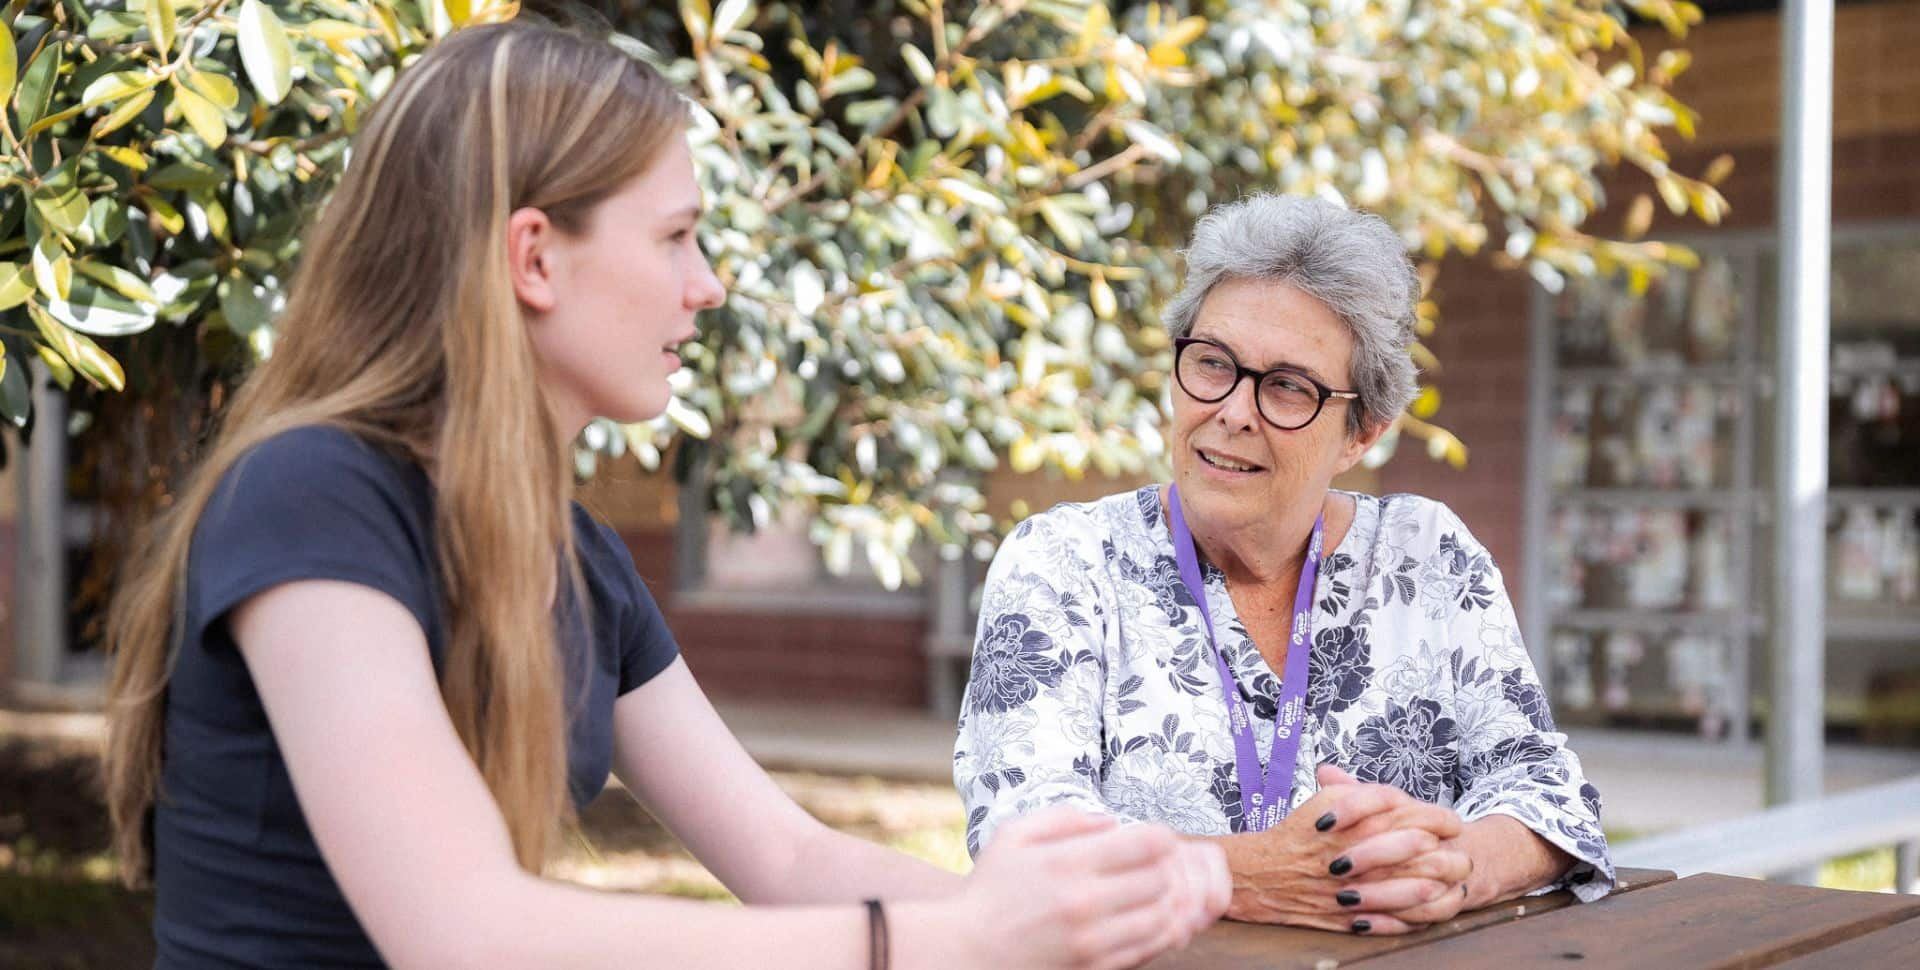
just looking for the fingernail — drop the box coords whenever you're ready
[1329,856,1353,876]
[1314,812,1337,832]
[1351,919,1372,934]
[1336,890,1361,907]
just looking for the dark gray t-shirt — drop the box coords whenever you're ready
[152,425,679,968]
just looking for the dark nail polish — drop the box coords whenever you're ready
[1329,856,1353,876]
[1336,890,1361,907]
[1351,919,1372,934]
[1314,812,1337,832]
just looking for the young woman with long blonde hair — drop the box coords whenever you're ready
[103,21,1227,969]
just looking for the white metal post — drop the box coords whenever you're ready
[1767,0,1833,886]
[15,361,68,688]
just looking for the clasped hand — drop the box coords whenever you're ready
[1224,764,1473,935]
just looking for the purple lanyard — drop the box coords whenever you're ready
[1166,484,1321,832]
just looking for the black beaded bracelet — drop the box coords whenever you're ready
[864,898,889,970]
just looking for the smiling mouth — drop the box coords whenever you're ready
[1197,448,1265,473]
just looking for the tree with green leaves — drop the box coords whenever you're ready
[2,0,1724,593]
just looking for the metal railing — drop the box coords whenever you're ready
[1613,775,1920,892]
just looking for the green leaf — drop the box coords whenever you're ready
[827,66,875,97]
[91,88,155,138]
[218,275,272,334]
[1120,120,1181,162]
[0,350,29,427]
[98,145,149,171]
[30,235,71,302]
[46,281,157,337]
[0,263,33,311]
[711,0,754,38]
[145,196,186,234]
[181,67,241,110]
[89,11,146,44]
[238,0,295,106]
[146,0,178,57]
[31,182,89,239]
[74,259,160,304]
[16,43,63,131]
[901,44,935,85]
[0,18,17,107]
[80,69,160,108]
[146,160,225,191]
[28,301,125,391]
[1036,197,1083,249]
[173,81,228,147]
[35,343,73,390]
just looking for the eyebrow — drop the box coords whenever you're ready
[662,203,703,224]
[1189,331,1331,385]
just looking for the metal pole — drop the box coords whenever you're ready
[1766,0,1833,886]
[1520,287,1555,703]
[15,362,68,687]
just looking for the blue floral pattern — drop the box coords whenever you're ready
[967,612,1065,715]
[954,487,1617,902]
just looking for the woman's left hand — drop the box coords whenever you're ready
[1307,765,1474,930]
[1344,833,1475,926]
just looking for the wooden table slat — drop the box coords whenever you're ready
[1764,913,1920,969]
[1352,874,1920,970]
[1145,868,1675,969]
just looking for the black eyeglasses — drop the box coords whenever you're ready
[1172,337,1360,431]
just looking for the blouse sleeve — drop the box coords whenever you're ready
[1438,513,1616,902]
[954,511,1120,858]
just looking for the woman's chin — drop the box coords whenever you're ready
[600,391,673,426]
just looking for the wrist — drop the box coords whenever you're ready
[886,897,979,970]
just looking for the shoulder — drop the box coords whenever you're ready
[568,504,680,693]
[208,425,423,517]
[568,503,663,614]
[187,425,439,641]
[1006,486,1155,546]
[998,487,1156,567]
[1348,492,1484,550]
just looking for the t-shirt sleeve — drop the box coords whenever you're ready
[188,427,439,645]
[584,518,681,695]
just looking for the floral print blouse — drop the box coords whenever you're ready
[954,487,1614,902]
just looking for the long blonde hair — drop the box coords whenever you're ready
[104,21,686,884]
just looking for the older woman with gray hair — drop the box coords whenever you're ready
[955,194,1612,936]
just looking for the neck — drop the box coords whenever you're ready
[1167,485,1325,589]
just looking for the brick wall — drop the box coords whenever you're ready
[611,526,930,707]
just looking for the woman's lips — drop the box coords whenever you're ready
[1196,447,1265,474]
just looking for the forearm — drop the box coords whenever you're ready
[411,870,961,970]
[1202,831,1303,922]
[767,823,966,904]
[1456,815,1573,910]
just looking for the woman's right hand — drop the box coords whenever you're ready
[1218,765,1465,935]
[944,806,1230,970]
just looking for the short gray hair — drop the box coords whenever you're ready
[1162,194,1419,436]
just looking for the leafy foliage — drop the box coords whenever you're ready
[3,0,1725,588]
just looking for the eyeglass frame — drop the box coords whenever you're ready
[1171,336,1361,431]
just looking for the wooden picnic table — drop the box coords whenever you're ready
[1146,867,1920,968]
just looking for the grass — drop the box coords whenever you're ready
[1608,829,1905,893]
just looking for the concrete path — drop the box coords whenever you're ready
[713,700,1920,835]
[9,700,1917,836]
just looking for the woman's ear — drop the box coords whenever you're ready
[1336,416,1393,474]
[506,207,559,313]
